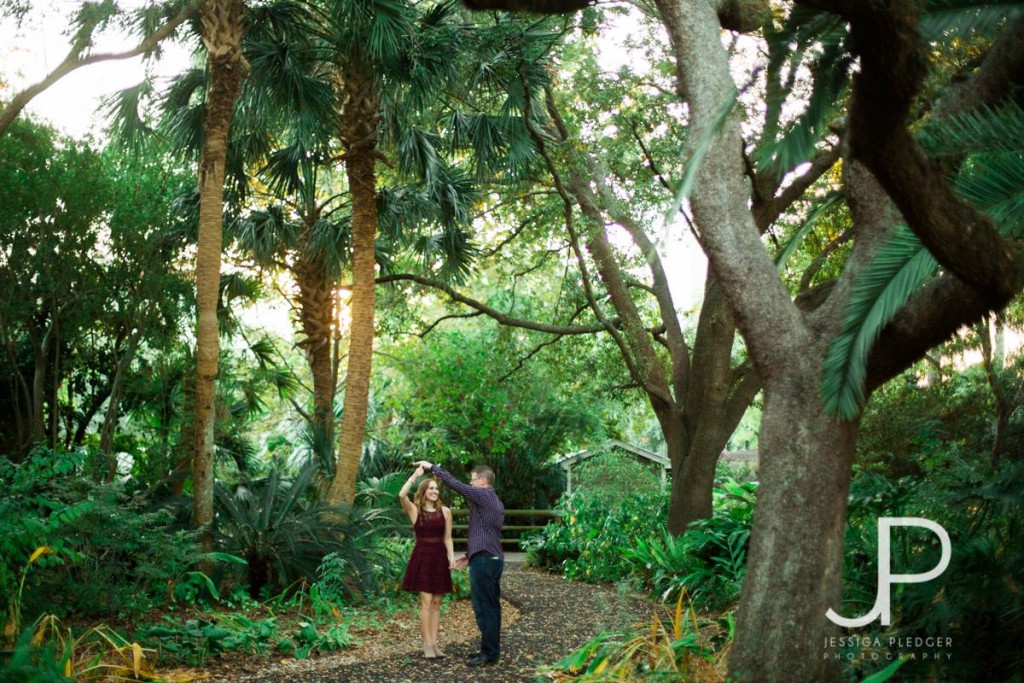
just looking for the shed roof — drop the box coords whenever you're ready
[554,438,671,470]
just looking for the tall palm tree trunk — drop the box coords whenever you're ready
[192,0,248,552]
[295,248,339,455]
[326,65,380,507]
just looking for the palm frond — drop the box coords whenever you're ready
[247,335,280,369]
[266,366,301,398]
[243,16,336,142]
[330,0,414,64]
[773,190,845,271]
[307,216,353,277]
[219,271,263,308]
[919,102,1024,159]
[416,227,479,284]
[261,140,315,197]
[428,164,479,229]
[215,431,259,473]
[376,185,437,240]
[757,8,850,174]
[231,206,298,264]
[159,67,208,160]
[757,46,851,175]
[396,126,443,184]
[822,226,940,420]
[101,80,156,155]
[917,103,1024,236]
[956,152,1024,237]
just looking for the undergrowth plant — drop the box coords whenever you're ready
[539,591,727,683]
[0,448,196,620]
[213,463,370,600]
[623,480,756,611]
[525,490,669,583]
[3,589,159,683]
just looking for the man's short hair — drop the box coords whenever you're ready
[472,466,495,485]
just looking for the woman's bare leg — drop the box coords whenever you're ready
[430,594,444,656]
[418,592,435,657]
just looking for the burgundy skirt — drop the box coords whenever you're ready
[401,509,453,594]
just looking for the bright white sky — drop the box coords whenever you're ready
[0,2,193,138]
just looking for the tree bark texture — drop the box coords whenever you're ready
[325,63,380,508]
[650,0,856,678]
[294,242,338,453]
[192,0,247,551]
[729,374,858,682]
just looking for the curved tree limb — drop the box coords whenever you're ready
[377,273,609,335]
[0,1,202,138]
[799,0,1024,301]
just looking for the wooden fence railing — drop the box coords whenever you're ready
[451,508,562,552]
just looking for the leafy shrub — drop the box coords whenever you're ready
[837,458,1024,682]
[526,490,669,583]
[857,366,994,477]
[623,480,756,612]
[527,478,756,609]
[570,452,664,506]
[214,463,372,599]
[0,448,197,620]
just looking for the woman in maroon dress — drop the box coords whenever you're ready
[399,465,454,658]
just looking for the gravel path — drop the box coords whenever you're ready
[203,565,652,683]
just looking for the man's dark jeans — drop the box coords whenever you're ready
[469,553,504,660]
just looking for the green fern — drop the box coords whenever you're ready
[821,226,939,420]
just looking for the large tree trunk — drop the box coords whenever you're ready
[295,248,338,451]
[669,280,759,533]
[325,65,380,507]
[539,83,764,536]
[729,371,859,682]
[648,0,854,678]
[192,0,247,553]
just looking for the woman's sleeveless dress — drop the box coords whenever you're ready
[401,508,453,594]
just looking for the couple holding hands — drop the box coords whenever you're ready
[397,460,505,667]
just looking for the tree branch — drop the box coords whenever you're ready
[498,334,565,382]
[798,0,1024,302]
[378,273,608,335]
[0,1,202,138]
[753,144,842,232]
[418,311,484,337]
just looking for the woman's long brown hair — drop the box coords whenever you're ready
[412,477,445,522]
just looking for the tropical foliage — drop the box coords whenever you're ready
[4,0,1024,681]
